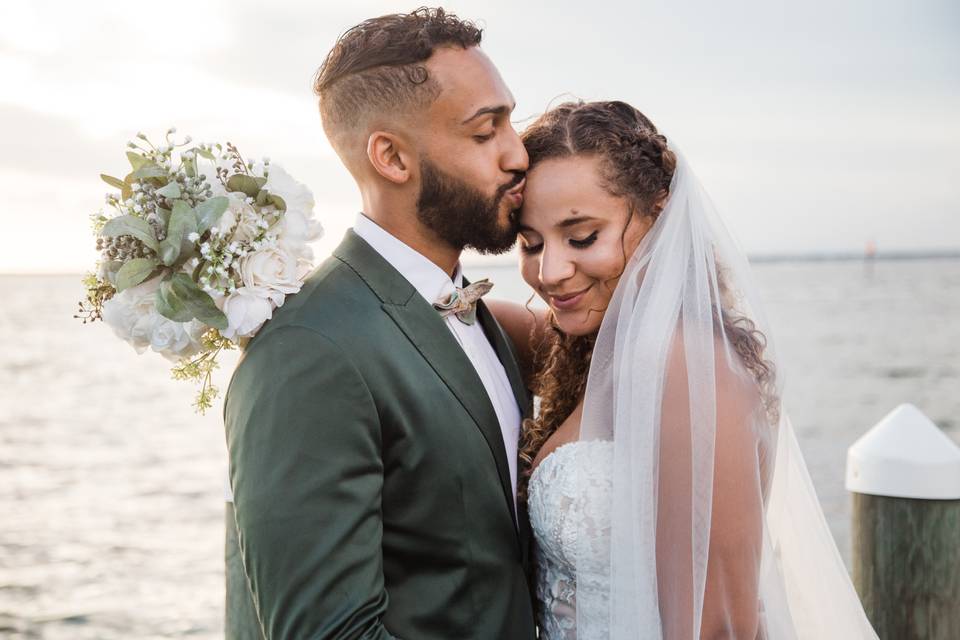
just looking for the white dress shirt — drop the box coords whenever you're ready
[353,213,522,516]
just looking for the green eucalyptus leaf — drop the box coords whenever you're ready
[267,194,287,211]
[126,151,149,171]
[170,273,228,330]
[183,154,197,178]
[194,196,229,234]
[226,174,261,198]
[156,206,171,228]
[100,260,124,287]
[171,247,198,272]
[255,189,270,206]
[156,181,181,199]
[115,257,159,292]
[197,148,216,161]
[159,201,198,266]
[100,174,126,190]
[156,278,194,322]
[131,164,168,179]
[99,215,159,252]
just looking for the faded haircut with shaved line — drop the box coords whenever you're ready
[312,7,483,158]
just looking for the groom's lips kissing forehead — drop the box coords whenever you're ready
[504,176,526,207]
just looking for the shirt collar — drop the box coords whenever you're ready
[353,212,463,304]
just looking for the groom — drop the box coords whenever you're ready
[224,7,536,639]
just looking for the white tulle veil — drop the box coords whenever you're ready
[573,145,878,639]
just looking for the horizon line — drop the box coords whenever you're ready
[4,248,960,276]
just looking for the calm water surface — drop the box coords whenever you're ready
[1,257,958,637]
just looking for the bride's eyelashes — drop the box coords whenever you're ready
[519,230,599,255]
[569,230,599,248]
[519,241,542,255]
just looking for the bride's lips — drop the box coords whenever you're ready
[548,285,592,310]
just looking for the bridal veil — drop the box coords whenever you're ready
[573,147,879,639]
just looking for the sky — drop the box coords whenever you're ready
[0,0,957,273]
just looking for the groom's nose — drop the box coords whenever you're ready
[500,124,528,175]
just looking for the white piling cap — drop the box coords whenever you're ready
[846,403,960,500]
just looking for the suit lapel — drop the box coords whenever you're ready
[334,231,522,544]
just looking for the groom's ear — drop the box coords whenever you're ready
[366,131,412,185]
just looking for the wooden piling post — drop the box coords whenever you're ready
[846,404,960,639]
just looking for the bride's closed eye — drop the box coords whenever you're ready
[519,230,599,255]
[569,230,598,248]
[519,241,543,255]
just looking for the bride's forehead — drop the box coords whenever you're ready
[521,158,625,225]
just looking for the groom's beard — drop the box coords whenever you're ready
[416,159,524,255]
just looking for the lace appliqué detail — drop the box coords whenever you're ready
[528,440,614,640]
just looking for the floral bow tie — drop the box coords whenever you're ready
[433,279,494,325]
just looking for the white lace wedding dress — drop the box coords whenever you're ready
[528,440,614,639]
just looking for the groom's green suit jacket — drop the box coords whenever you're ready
[224,230,537,639]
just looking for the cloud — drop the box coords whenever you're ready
[0,0,958,272]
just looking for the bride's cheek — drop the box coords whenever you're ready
[519,256,541,290]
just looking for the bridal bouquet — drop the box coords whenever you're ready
[75,128,322,411]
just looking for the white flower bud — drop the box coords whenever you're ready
[187,232,200,242]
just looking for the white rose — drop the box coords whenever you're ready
[102,279,156,353]
[220,286,283,340]
[217,193,261,243]
[262,164,315,218]
[145,316,206,362]
[239,247,302,295]
[276,208,323,261]
[101,276,205,360]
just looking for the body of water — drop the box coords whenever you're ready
[2,257,959,637]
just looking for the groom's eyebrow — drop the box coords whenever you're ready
[461,103,515,125]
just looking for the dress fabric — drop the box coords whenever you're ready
[528,440,614,640]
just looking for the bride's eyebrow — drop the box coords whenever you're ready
[557,212,598,228]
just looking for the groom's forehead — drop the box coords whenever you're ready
[426,47,514,126]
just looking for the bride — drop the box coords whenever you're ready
[489,100,878,639]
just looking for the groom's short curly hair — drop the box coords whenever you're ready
[313,7,483,153]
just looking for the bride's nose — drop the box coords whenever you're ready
[539,244,576,288]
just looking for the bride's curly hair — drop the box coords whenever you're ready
[517,100,778,503]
